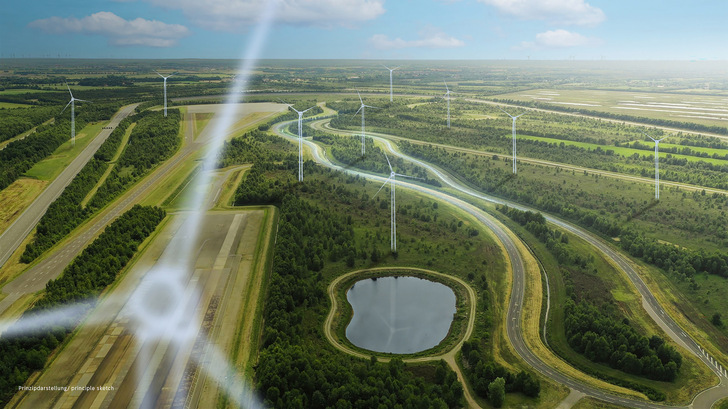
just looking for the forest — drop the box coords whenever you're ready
[0,205,165,406]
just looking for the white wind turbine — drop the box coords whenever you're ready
[443,82,453,128]
[644,132,667,199]
[382,64,400,102]
[61,83,90,147]
[286,103,315,182]
[373,151,417,253]
[154,70,174,117]
[499,107,525,174]
[354,90,378,156]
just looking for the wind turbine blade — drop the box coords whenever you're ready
[154,70,165,78]
[357,90,363,104]
[392,66,400,70]
[383,150,393,172]
[75,99,91,103]
[497,107,513,118]
[61,100,72,114]
[353,106,363,117]
[302,106,315,113]
[444,81,449,92]
[372,176,393,199]
[643,132,657,142]
[382,64,390,70]
[364,105,379,109]
[66,83,73,98]
[514,113,525,119]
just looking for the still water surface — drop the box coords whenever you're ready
[346,276,456,354]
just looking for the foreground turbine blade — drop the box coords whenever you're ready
[372,176,393,199]
[61,99,72,114]
[383,150,393,172]
[357,90,363,104]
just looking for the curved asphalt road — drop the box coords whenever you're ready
[274,118,728,408]
[0,103,140,269]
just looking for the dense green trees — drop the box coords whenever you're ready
[488,378,505,408]
[564,301,682,381]
[0,205,164,406]
[0,106,57,143]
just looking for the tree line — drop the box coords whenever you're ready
[20,114,136,263]
[0,205,165,406]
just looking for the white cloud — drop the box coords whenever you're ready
[28,12,189,47]
[479,0,605,26]
[517,29,595,49]
[369,29,465,50]
[145,0,385,31]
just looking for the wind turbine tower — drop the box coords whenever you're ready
[354,90,378,156]
[286,104,314,182]
[373,151,416,252]
[61,84,90,147]
[382,64,400,102]
[644,132,667,199]
[499,108,525,174]
[443,82,453,128]
[155,70,174,117]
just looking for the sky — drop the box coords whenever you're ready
[1,0,727,60]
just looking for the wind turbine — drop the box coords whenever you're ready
[354,90,378,156]
[373,151,416,253]
[382,64,400,102]
[285,103,315,182]
[644,132,667,199]
[443,82,453,128]
[61,84,90,147]
[499,107,525,174]
[154,70,174,117]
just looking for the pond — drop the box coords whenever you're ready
[345,276,457,354]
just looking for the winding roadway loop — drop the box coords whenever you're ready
[273,118,728,409]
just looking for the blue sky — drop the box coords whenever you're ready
[1,0,726,60]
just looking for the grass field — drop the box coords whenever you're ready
[0,178,47,234]
[494,88,728,129]
[0,102,32,108]
[24,121,107,181]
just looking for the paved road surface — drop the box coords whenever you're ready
[0,104,140,269]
